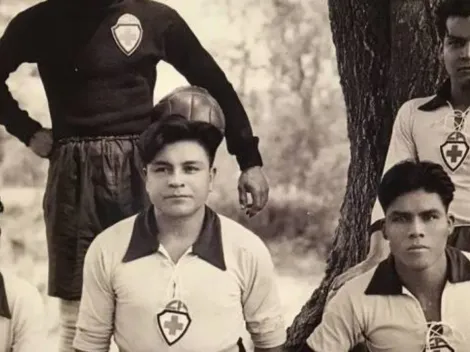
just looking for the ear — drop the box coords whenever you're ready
[447,213,455,237]
[209,167,217,192]
[381,219,388,240]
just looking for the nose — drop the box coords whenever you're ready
[408,218,425,238]
[168,170,184,188]
[461,42,470,59]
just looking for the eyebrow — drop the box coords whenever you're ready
[389,209,441,216]
[446,34,468,40]
[150,160,204,166]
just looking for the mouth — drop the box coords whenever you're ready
[164,195,191,199]
[407,244,429,251]
[458,66,470,73]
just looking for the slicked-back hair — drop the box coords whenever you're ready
[378,160,455,213]
[137,115,223,167]
[435,0,470,40]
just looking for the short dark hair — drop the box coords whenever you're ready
[436,0,470,39]
[378,160,455,213]
[137,115,223,166]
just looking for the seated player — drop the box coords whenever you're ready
[302,161,470,351]
[0,199,47,351]
[73,96,286,352]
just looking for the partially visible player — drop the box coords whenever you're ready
[302,161,470,351]
[73,106,285,352]
[0,198,47,352]
[329,0,470,296]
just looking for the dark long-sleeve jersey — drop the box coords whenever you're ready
[0,0,262,170]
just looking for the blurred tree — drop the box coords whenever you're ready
[206,0,349,257]
[210,0,348,188]
[284,0,446,349]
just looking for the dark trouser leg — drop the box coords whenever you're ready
[43,135,149,351]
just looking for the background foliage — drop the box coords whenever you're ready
[0,0,348,346]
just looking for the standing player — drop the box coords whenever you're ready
[0,198,47,352]
[330,0,470,295]
[0,2,268,350]
[73,111,285,351]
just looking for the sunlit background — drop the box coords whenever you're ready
[0,0,348,349]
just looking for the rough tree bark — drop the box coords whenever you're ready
[284,0,446,349]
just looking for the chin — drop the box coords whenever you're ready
[161,204,199,218]
[400,256,433,272]
[460,77,470,90]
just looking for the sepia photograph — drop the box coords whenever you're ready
[0,0,469,351]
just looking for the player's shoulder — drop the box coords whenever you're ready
[338,265,381,298]
[91,214,139,250]
[3,2,47,29]
[399,95,439,113]
[136,0,178,14]
[217,213,269,253]
[1,270,42,307]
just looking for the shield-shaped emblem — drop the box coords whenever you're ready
[440,131,469,172]
[156,300,191,345]
[111,13,143,56]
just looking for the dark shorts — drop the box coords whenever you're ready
[447,225,470,251]
[43,135,150,300]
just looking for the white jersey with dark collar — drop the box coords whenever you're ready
[306,247,470,351]
[73,206,286,352]
[372,80,470,225]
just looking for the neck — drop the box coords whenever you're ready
[154,206,206,243]
[395,253,448,298]
[451,80,470,110]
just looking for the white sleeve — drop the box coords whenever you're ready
[371,100,417,223]
[306,284,363,352]
[10,279,47,352]
[73,239,115,352]
[241,237,286,349]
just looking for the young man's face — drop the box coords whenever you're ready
[145,140,215,218]
[383,189,454,272]
[442,16,470,89]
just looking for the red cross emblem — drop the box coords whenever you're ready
[156,299,191,345]
[440,131,469,172]
[111,13,143,56]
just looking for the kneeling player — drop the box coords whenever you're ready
[73,108,285,351]
[302,161,470,351]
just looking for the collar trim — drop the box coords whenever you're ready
[365,247,470,295]
[122,206,226,271]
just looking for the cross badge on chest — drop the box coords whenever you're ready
[440,131,469,172]
[111,13,143,56]
[156,299,192,345]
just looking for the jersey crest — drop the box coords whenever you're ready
[111,13,143,56]
[440,131,469,172]
[156,299,191,345]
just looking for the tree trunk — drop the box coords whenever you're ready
[284,0,445,349]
